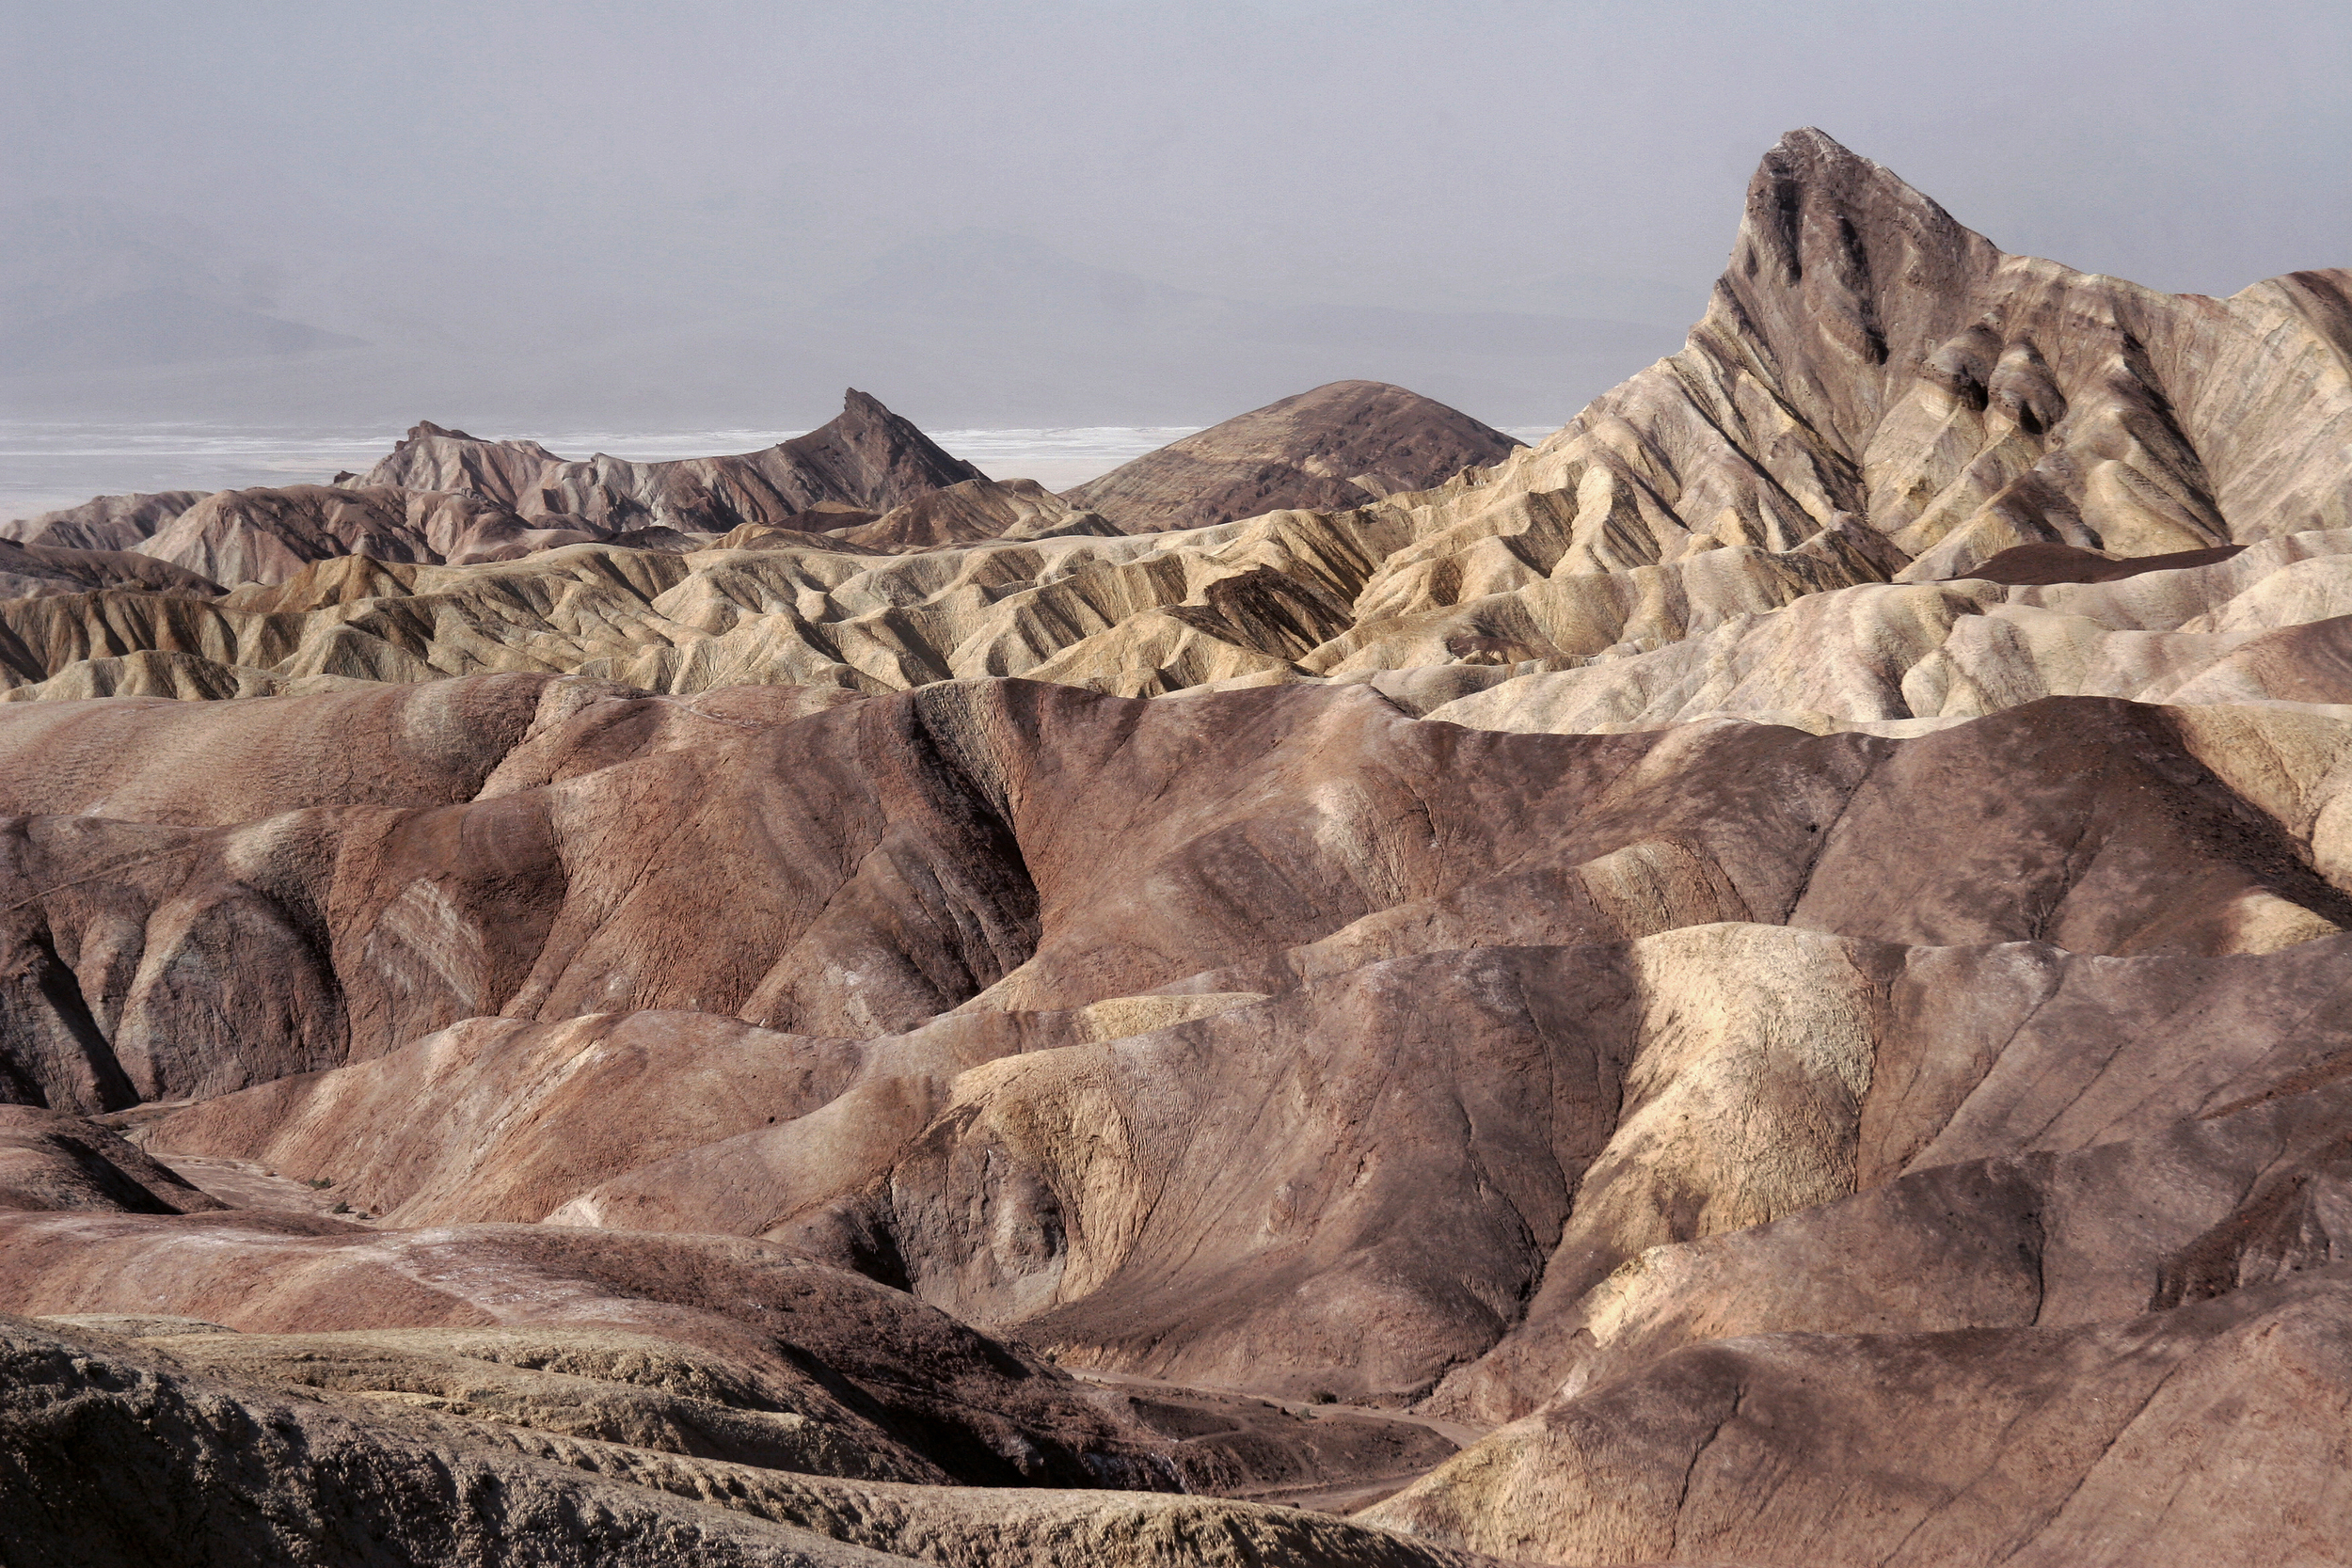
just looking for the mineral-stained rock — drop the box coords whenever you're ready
[0,1214,1174,1489]
[150,1011,867,1227]
[0,135,2348,713]
[1364,1267,2352,1568]
[128,483,601,584]
[1,679,2344,1117]
[6,672,2320,1425]
[1423,529,2352,733]
[832,477,1119,553]
[0,668,561,824]
[0,537,222,598]
[1,489,208,552]
[0,1314,921,1567]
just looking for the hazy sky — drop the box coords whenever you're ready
[4,0,2349,434]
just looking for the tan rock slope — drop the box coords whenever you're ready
[5,127,2352,1566]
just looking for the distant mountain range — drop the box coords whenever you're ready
[0,224,1684,430]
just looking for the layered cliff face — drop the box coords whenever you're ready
[3,129,2352,1567]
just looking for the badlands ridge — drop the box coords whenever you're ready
[4,129,2352,1566]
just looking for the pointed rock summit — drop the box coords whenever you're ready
[1439,125,2352,600]
[1708,126,2001,450]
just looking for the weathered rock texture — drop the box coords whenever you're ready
[1,489,206,552]
[1,129,2351,1566]
[1,1315,1493,1567]
[0,1106,225,1215]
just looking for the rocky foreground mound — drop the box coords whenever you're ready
[3,128,2352,1565]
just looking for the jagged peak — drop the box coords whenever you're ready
[405,420,479,443]
[788,388,988,497]
[1732,128,1991,293]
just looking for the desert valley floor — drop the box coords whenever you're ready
[4,130,2352,1566]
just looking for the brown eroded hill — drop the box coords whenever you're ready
[5,128,2352,713]
[1060,379,1525,532]
[0,668,2346,1560]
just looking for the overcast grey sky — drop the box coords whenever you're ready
[3,0,2349,435]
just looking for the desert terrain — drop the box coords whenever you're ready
[4,128,2352,1566]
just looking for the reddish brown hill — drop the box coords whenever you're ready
[1062,380,1522,532]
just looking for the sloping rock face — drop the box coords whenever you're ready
[7,129,2352,1566]
[0,1214,1179,1490]
[0,537,221,598]
[2,673,2347,1560]
[0,389,1005,596]
[0,1107,225,1214]
[831,477,1120,553]
[0,676,2343,1116]
[1061,380,1525,532]
[1365,1267,2352,1566]
[128,482,609,584]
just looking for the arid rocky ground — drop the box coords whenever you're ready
[5,129,2352,1566]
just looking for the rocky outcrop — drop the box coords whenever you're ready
[1364,1266,2352,1567]
[0,1214,1174,1488]
[1062,380,1524,532]
[1423,528,2352,735]
[0,669,2328,1435]
[127,483,609,584]
[358,390,986,534]
[0,676,2339,1116]
[0,537,221,598]
[830,477,1120,553]
[3,136,2351,708]
[0,1314,916,1567]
